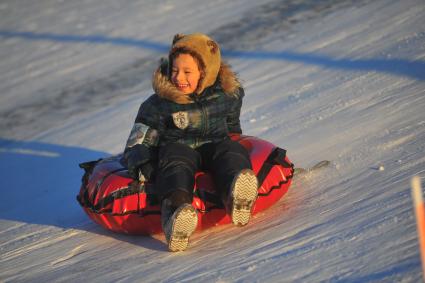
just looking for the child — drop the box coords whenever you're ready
[124,33,258,252]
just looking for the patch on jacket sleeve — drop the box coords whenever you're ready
[172,111,190,130]
[125,123,159,148]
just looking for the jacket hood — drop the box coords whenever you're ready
[152,58,241,104]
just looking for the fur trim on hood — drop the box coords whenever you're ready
[152,59,241,104]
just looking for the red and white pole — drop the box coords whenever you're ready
[412,176,425,281]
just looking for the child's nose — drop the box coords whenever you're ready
[176,71,185,81]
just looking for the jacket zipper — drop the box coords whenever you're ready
[201,103,208,137]
[194,95,208,137]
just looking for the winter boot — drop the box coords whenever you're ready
[228,169,258,226]
[161,200,198,252]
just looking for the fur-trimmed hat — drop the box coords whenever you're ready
[169,33,221,94]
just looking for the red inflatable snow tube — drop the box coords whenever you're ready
[77,135,294,235]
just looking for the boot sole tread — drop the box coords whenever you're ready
[231,169,258,226]
[168,205,198,252]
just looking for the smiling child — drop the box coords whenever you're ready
[123,33,258,252]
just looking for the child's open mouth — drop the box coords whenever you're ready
[176,83,190,90]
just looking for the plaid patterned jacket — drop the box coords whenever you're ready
[125,84,244,152]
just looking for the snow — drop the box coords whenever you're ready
[1,0,425,281]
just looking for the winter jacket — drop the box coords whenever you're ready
[123,60,244,179]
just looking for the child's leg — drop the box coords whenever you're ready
[156,142,200,252]
[208,139,258,226]
[207,139,253,197]
[156,142,201,205]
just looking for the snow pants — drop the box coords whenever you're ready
[155,139,252,208]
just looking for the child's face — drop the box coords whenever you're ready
[171,54,201,94]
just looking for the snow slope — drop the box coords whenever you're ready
[1,0,425,282]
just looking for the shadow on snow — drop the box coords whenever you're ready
[1,30,424,81]
[0,139,168,251]
[0,139,107,228]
